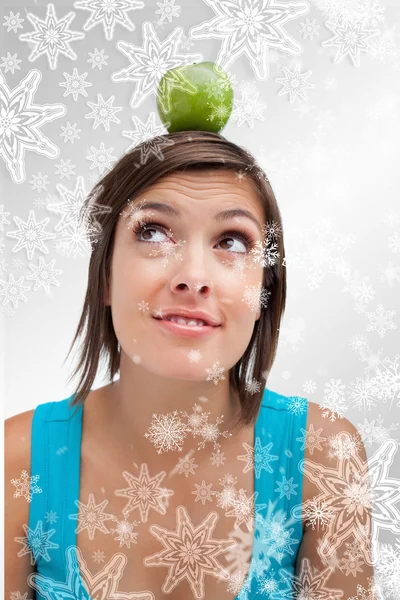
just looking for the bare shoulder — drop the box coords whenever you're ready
[302,400,368,501]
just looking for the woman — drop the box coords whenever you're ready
[5,131,375,599]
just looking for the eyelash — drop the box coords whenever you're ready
[131,216,256,253]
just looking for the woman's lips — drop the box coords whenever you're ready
[153,317,221,339]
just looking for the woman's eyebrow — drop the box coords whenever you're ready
[135,200,264,235]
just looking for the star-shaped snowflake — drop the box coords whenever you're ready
[0,273,30,308]
[296,423,327,455]
[26,257,62,293]
[365,303,397,338]
[85,93,122,131]
[280,556,343,599]
[74,0,145,41]
[145,410,190,453]
[59,68,92,101]
[122,112,175,162]
[3,11,24,33]
[238,437,279,479]
[0,70,65,183]
[205,359,226,385]
[115,463,173,522]
[6,210,57,261]
[68,493,116,540]
[321,17,379,67]
[15,520,58,565]
[111,21,202,111]
[28,545,154,600]
[275,63,315,104]
[86,142,117,174]
[300,434,400,562]
[144,505,236,598]
[19,3,85,70]
[189,0,309,81]
[274,476,299,500]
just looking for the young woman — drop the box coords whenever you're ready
[5,130,375,600]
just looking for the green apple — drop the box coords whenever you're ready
[156,61,234,134]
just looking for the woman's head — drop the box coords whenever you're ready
[65,130,286,429]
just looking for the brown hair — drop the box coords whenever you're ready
[64,130,287,431]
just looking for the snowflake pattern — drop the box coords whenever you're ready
[0,70,65,183]
[143,505,236,598]
[26,257,62,293]
[86,143,116,174]
[0,273,30,308]
[19,3,85,70]
[11,469,42,502]
[111,21,202,111]
[6,210,57,261]
[74,0,145,41]
[145,410,190,453]
[59,68,92,101]
[85,93,123,132]
[238,437,279,479]
[321,18,379,67]
[189,0,309,81]
[15,520,59,565]
[365,303,397,338]
[68,492,116,540]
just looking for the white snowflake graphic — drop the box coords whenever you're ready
[26,257,62,293]
[111,21,202,111]
[231,81,267,128]
[60,121,81,144]
[365,303,397,338]
[144,410,190,454]
[3,11,24,33]
[275,63,315,104]
[205,359,226,385]
[69,493,115,540]
[19,3,85,70]
[59,68,92,101]
[55,159,76,180]
[16,520,58,565]
[74,0,145,41]
[87,47,109,69]
[238,437,279,479]
[156,0,181,24]
[85,93,123,132]
[0,273,30,308]
[321,18,379,67]
[86,142,117,174]
[188,349,203,363]
[11,469,42,502]
[6,210,57,261]
[122,113,174,163]
[29,172,50,193]
[0,69,65,184]
[319,379,348,422]
[0,52,22,74]
[242,283,271,312]
[189,0,309,81]
[298,18,320,40]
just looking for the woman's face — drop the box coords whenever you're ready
[106,169,267,382]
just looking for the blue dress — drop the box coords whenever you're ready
[28,387,308,600]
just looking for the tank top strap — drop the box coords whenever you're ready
[29,394,82,591]
[252,387,308,580]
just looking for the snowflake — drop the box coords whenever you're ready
[274,476,299,501]
[55,159,76,180]
[74,0,145,41]
[370,354,400,409]
[187,349,202,363]
[143,505,236,597]
[144,410,189,454]
[319,378,348,421]
[111,21,202,111]
[85,93,122,132]
[137,300,149,314]
[205,359,226,385]
[29,172,50,193]
[6,210,56,261]
[60,121,81,144]
[365,303,397,338]
[11,469,42,502]
[0,205,11,231]
[242,283,271,312]
[238,437,279,479]
[122,112,175,161]
[287,395,308,416]
[389,232,400,253]
[155,0,181,23]
[298,18,320,40]
[86,142,116,174]
[231,81,267,128]
[378,259,400,288]
[87,47,109,69]
[211,450,226,467]
[374,539,400,599]
[19,3,85,70]
[275,64,315,104]
[26,257,62,293]
[302,379,317,395]
[296,424,327,455]
[245,378,262,395]
[0,70,65,184]
[260,510,299,564]
[327,432,362,460]
[69,493,115,540]
[189,0,308,81]
[303,497,333,530]
[15,520,58,565]
[192,480,215,505]
[321,18,379,67]
[59,68,92,101]
[3,11,24,33]
[250,238,280,268]
[0,52,22,74]
[109,517,140,548]
[44,510,58,524]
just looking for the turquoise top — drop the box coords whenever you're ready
[28,387,308,599]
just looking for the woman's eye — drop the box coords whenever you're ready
[134,222,253,254]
